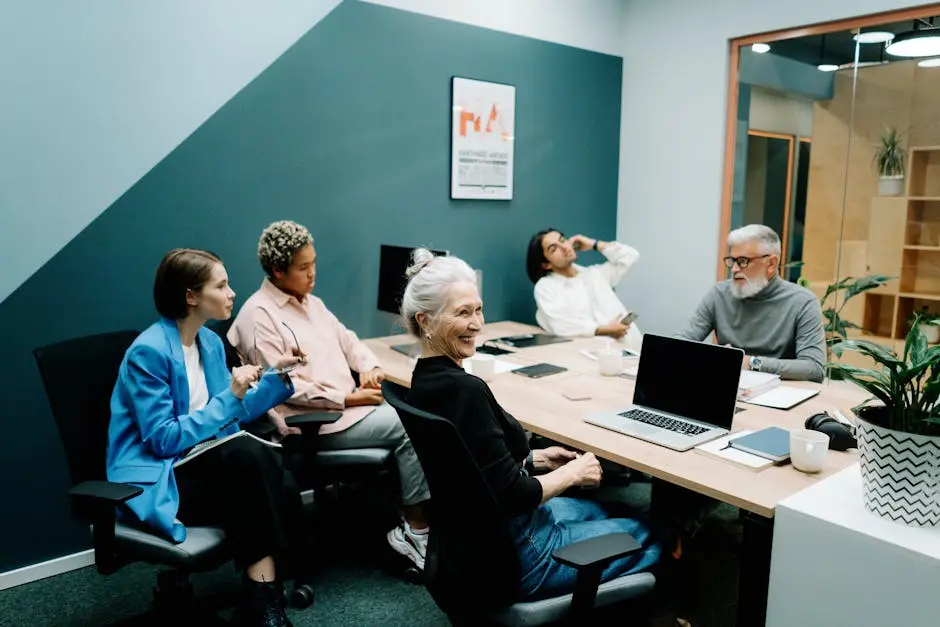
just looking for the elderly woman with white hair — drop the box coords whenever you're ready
[400,248,665,605]
[228,220,431,570]
[676,224,825,382]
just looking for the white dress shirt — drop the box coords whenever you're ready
[533,241,643,350]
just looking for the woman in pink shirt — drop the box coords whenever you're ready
[228,221,430,569]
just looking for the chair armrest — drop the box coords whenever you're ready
[68,480,143,505]
[551,532,641,569]
[287,411,342,426]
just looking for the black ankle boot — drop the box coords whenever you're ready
[232,576,293,627]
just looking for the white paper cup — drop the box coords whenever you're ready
[471,354,496,381]
[598,351,623,376]
[790,429,829,473]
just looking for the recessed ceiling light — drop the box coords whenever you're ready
[886,29,940,57]
[919,57,940,67]
[818,64,840,72]
[854,31,896,44]
[751,43,770,54]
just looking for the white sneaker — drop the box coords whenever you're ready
[386,524,426,570]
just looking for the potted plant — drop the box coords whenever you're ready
[913,307,940,344]
[873,126,906,196]
[830,314,940,527]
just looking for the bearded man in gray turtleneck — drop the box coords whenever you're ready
[676,224,826,382]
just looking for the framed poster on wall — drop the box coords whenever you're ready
[451,77,515,200]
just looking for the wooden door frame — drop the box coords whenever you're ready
[717,3,940,280]
[744,130,795,270]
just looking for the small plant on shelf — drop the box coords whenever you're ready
[911,306,940,344]
[873,126,907,196]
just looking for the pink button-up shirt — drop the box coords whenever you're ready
[228,278,380,434]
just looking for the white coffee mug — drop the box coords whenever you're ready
[790,429,829,473]
[598,350,623,376]
[471,354,496,381]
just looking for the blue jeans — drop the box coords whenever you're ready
[508,497,661,600]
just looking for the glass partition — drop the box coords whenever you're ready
[727,12,940,376]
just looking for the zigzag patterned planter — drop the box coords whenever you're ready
[857,416,940,527]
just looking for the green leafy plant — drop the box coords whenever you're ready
[784,262,894,357]
[831,312,940,436]
[873,126,906,177]
[821,275,895,348]
[911,306,940,327]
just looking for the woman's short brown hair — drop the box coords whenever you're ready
[153,248,222,319]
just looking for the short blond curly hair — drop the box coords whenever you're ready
[258,220,314,277]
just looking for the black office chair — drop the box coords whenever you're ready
[382,381,656,626]
[33,330,233,623]
[207,318,394,489]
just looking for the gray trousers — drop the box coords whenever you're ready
[318,403,430,506]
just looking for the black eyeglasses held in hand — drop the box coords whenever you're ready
[253,321,306,375]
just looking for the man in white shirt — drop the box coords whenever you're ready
[526,228,642,350]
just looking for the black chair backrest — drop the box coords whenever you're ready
[206,318,242,371]
[34,330,139,487]
[383,381,520,612]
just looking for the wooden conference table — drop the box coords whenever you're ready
[364,321,864,626]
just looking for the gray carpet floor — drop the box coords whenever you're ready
[0,482,744,627]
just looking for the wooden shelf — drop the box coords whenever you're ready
[899,292,940,301]
[861,146,940,343]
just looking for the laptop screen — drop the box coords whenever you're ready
[632,334,744,429]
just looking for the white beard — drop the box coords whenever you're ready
[730,274,769,299]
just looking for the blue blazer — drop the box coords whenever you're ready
[106,318,294,542]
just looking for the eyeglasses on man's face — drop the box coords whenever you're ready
[723,254,770,269]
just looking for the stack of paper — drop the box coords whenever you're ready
[694,430,774,471]
[463,359,524,376]
[738,370,780,400]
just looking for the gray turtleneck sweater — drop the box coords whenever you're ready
[676,276,826,382]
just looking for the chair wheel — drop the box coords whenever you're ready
[402,566,423,585]
[290,583,315,609]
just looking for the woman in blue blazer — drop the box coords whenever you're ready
[107,248,305,627]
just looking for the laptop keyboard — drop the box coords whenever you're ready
[618,409,709,436]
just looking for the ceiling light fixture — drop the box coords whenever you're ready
[919,57,940,67]
[854,31,896,44]
[885,20,940,57]
[818,64,840,72]
[751,43,770,53]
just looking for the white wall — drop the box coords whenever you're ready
[0,0,342,304]
[617,0,923,335]
[749,86,815,138]
[363,0,627,57]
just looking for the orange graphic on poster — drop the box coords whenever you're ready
[459,104,511,141]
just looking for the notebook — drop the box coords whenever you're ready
[728,426,790,463]
[512,363,568,378]
[490,334,572,349]
[741,385,819,409]
[694,430,774,471]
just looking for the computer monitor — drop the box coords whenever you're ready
[377,245,448,314]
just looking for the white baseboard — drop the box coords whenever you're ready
[0,549,95,591]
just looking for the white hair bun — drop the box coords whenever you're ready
[405,248,435,279]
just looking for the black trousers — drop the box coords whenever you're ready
[175,435,313,578]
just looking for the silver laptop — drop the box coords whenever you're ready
[585,334,744,451]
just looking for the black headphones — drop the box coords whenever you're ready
[804,412,857,451]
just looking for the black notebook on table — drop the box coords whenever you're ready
[491,334,572,349]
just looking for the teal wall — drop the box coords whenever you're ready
[0,1,622,570]
[739,48,834,100]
